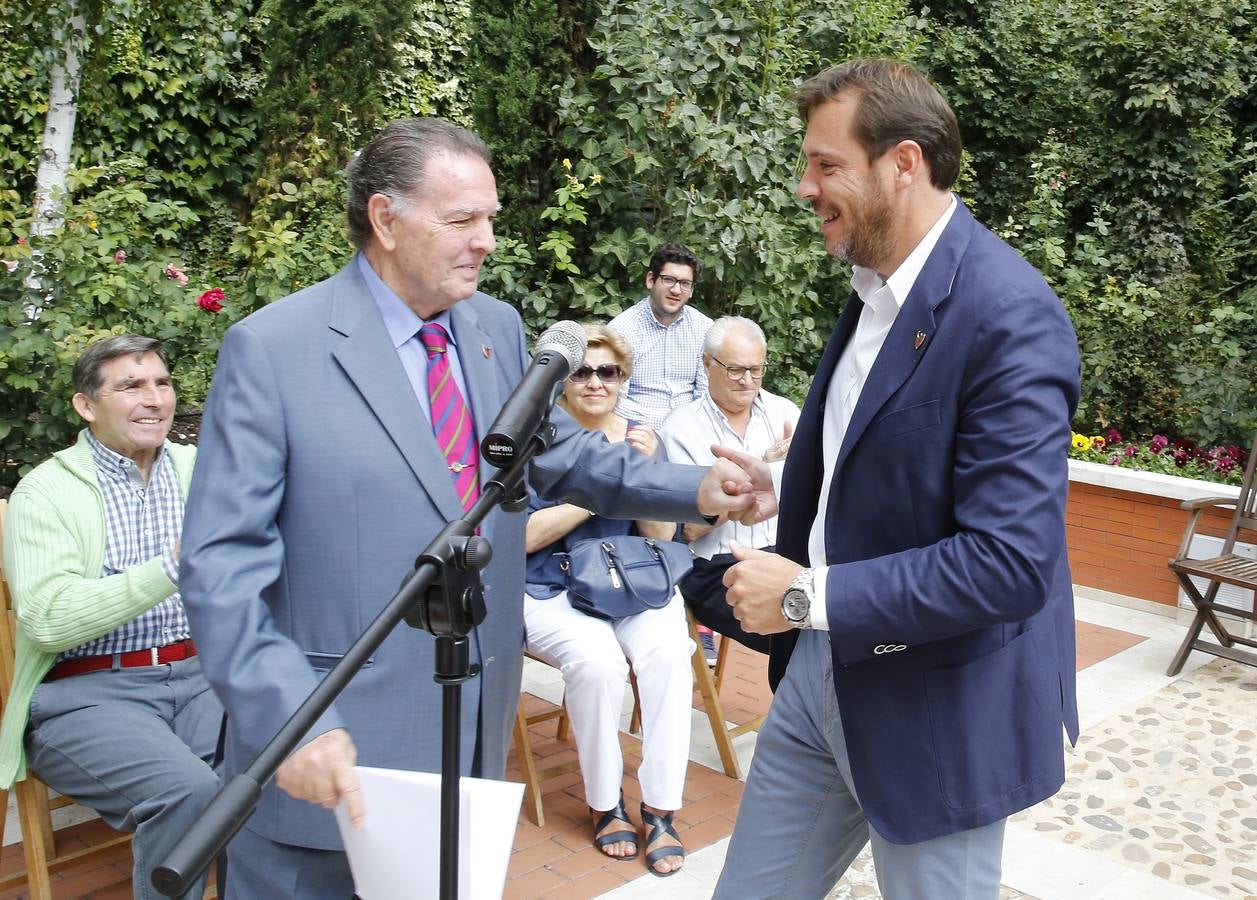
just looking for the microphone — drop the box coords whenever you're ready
[480,320,587,467]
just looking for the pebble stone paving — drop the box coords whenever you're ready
[1014,658,1257,899]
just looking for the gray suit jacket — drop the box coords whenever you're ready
[180,261,707,849]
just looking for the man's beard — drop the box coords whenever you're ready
[833,174,896,272]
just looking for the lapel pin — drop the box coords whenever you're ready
[914,331,927,350]
[482,345,493,359]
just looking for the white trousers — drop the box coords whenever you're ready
[524,588,695,812]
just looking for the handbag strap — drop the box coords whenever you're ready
[603,538,673,610]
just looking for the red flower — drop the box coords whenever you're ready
[114,249,127,264]
[1105,428,1123,444]
[197,287,225,314]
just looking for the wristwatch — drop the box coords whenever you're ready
[781,568,814,629]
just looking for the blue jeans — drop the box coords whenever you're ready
[25,656,223,900]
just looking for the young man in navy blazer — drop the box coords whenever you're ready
[712,58,1081,898]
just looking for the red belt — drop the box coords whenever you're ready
[45,639,197,681]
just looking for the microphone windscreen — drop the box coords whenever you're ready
[535,320,587,369]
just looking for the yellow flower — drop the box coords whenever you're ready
[1071,433,1090,451]
[561,158,572,171]
[1090,435,1106,450]
[591,173,602,185]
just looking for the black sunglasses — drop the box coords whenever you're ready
[568,363,623,384]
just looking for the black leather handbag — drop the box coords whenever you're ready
[557,536,695,621]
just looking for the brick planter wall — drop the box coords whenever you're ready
[1066,461,1241,609]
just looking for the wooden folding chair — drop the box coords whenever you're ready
[512,607,764,826]
[686,609,765,781]
[0,499,132,896]
[0,498,219,898]
[1166,434,1257,676]
[513,652,643,827]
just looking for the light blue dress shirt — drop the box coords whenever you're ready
[356,251,475,425]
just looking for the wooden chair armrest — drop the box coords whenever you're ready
[1178,495,1238,512]
[1173,503,1222,560]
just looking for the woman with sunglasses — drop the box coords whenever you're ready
[523,323,692,877]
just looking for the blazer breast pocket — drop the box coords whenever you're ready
[305,650,374,671]
[872,399,942,438]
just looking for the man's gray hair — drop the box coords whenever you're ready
[703,316,766,357]
[72,334,168,398]
[345,117,492,249]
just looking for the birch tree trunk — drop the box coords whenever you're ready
[31,13,86,237]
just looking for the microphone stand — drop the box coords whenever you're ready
[152,422,557,900]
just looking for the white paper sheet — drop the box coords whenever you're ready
[334,766,524,900]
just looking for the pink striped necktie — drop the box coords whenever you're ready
[418,323,479,512]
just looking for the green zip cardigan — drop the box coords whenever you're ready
[0,430,196,786]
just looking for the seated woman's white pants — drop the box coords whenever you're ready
[524,587,695,812]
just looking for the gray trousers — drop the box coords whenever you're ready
[714,630,1006,900]
[225,824,356,899]
[25,656,223,900]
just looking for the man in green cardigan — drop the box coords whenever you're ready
[0,334,221,900]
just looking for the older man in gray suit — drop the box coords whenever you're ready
[179,118,753,896]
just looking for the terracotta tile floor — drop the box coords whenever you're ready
[0,620,1143,899]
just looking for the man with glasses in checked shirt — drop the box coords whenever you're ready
[0,334,222,900]
[609,241,713,429]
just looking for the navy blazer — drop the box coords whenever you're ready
[772,200,1081,844]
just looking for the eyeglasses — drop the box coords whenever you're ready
[568,363,623,384]
[655,274,695,293]
[709,356,766,380]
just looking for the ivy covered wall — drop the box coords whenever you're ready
[1,0,1254,490]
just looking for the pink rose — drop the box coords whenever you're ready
[114,249,127,264]
[197,287,225,314]
[165,263,189,285]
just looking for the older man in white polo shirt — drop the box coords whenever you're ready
[660,316,799,653]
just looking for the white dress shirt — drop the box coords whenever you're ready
[806,196,957,630]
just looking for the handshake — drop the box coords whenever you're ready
[698,445,779,526]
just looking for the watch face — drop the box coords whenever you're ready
[783,590,809,622]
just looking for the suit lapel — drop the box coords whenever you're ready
[328,266,464,522]
[833,201,974,476]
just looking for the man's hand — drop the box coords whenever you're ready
[276,728,365,829]
[710,445,778,524]
[723,542,803,634]
[762,419,794,463]
[697,457,755,519]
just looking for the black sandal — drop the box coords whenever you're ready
[591,796,638,860]
[640,803,685,877]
